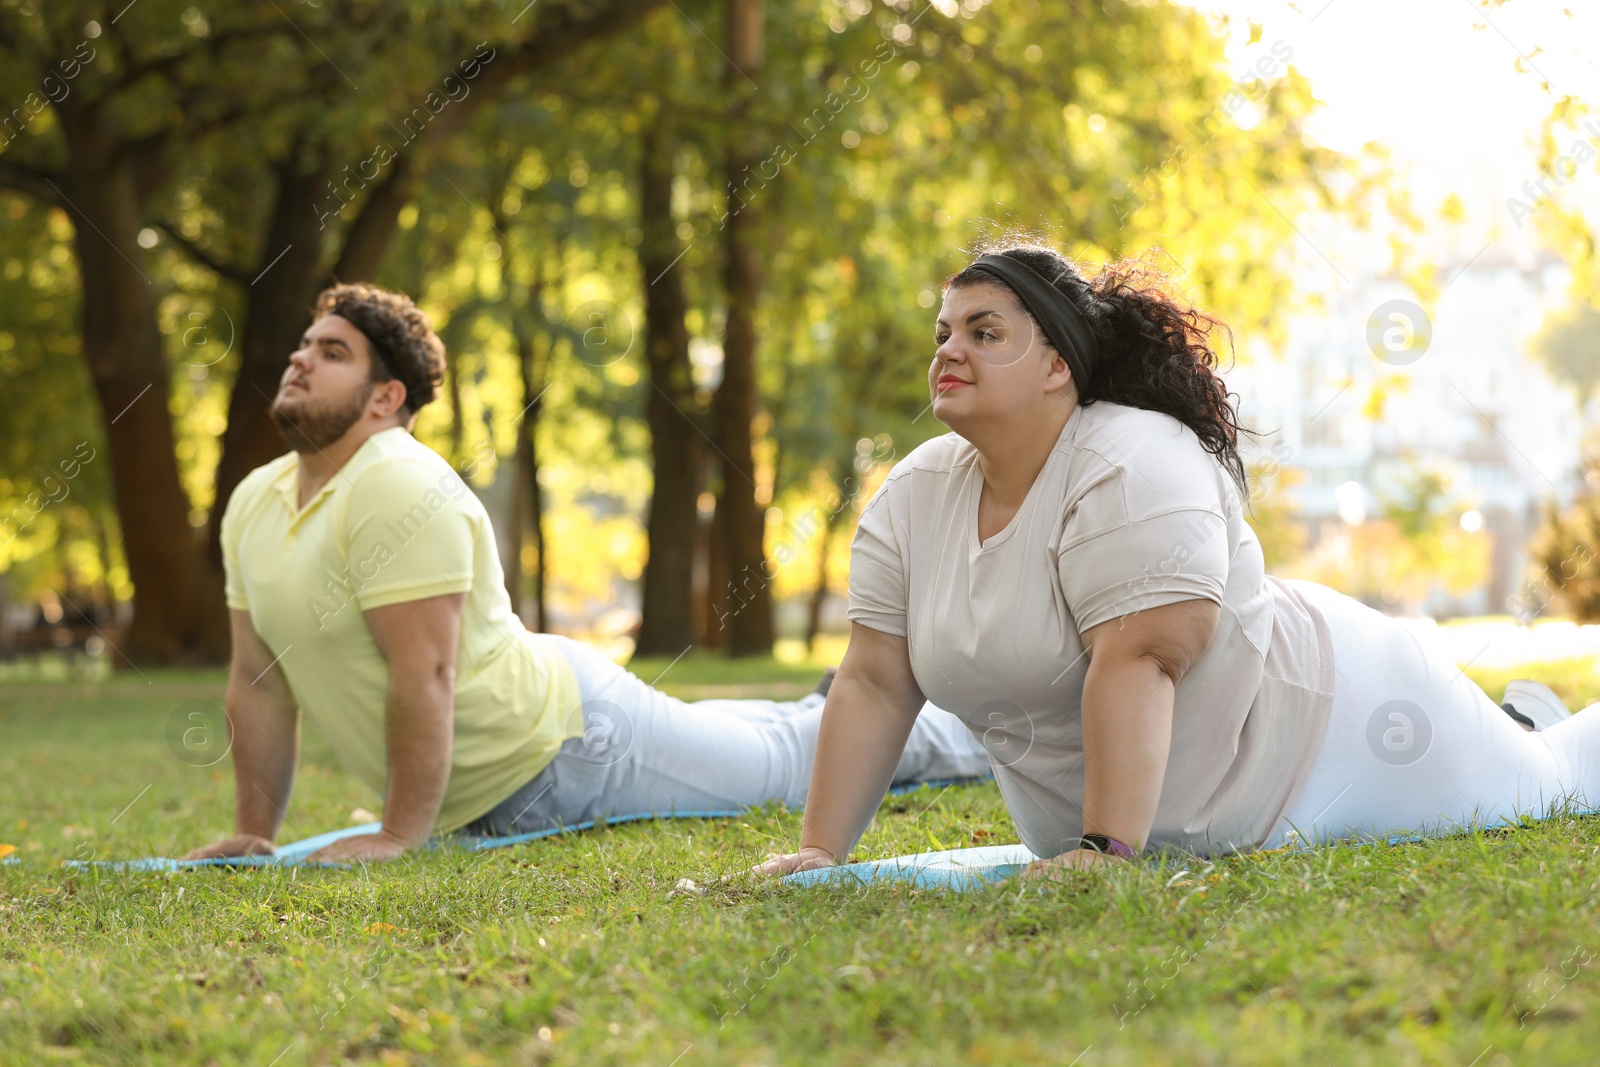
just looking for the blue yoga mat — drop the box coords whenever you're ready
[776,807,1600,890]
[63,779,1579,882]
[68,778,989,872]
[780,843,1040,890]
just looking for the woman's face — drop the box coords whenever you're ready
[929,281,1072,430]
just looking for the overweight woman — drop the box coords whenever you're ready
[760,243,1600,879]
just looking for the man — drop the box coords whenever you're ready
[184,283,584,864]
[185,283,994,865]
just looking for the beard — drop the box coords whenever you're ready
[271,385,371,453]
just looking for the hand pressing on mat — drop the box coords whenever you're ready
[1020,848,1124,880]
[182,834,277,861]
[306,827,410,865]
[754,845,838,876]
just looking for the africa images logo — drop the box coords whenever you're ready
[1365,699,1432,767]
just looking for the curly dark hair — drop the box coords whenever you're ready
[313,283,446,416]
[947,241,1252,498]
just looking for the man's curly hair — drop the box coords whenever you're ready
[313,283,446,416]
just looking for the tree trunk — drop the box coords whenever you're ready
[447,362,465,465]
[803,454,863,652]
[635,115,702,657]
[519,389,549,633]
[205,158,331,570]
[716,0,774,657]
[324,155,415,283]
[58,107,206,664]
[698,477,731,649]
[507,328,549,633]
[804,512,836,653]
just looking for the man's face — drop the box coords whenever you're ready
[272,314,381,453]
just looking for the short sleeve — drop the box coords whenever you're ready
[846,481,909,637]
[220,487,250,612]
[1059,444,1231,633]
[343,460,476,612]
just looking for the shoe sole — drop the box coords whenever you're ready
[1503,679,1570,731]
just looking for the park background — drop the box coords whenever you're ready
[5,0,1600,674]
[9,1,1600,1065]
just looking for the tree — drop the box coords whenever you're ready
[0,0,673,663]
[1533,300,1600,406]
[0,1,296,661]
[619,0,1346,654]
[635,112,704,656]
[708,0,775,656]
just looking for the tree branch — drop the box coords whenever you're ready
[155,220,252,283]
[0,158,68,205]
[320,0,674,283]
[109,24,284,94]
[322,153,415,285]
[411,0,674,152]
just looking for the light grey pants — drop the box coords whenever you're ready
[463,634,993,837]
[1261,579,1600,849]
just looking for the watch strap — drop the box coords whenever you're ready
[1078,833,1137,860]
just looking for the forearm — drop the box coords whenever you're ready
[225,675,299,841]
[380,674,455,846]
[799,672,921,862]
[1079,653,1176,849]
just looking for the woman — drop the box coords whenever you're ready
[759,242,1600,879]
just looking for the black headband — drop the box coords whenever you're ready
[966,253,1100,389]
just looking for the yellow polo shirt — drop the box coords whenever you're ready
[220,427,583,834]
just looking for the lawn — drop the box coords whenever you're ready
[3,653,1600,1065]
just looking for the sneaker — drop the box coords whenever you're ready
[1502,679,1569,732]
[812,667,838,698]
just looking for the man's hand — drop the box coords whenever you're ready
[754,845,839,877]
[181,834,276,861]
[305,828,410,865]
[1020,848,1123,881]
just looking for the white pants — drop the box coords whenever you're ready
[463,635,993,836]
[1262,579,1600,849]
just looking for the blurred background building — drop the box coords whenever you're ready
[1235,249,1588,618]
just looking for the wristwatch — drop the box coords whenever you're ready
[1078,833,1137,860]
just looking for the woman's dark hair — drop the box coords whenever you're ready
[313,283,446,416]
[947,242,1252,499]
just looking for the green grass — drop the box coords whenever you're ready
[4,656,1600,1065]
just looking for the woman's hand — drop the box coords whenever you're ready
[1021,847,1124,880]
[754,845,839,877]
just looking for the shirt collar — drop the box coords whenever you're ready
[267,427,408,519]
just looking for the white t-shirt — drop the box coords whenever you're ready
[847,400,1335,857]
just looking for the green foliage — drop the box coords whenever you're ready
[1533,299,1600,406]
[1280,467,1490,611]
[1527,482,1600,623]
[0,193,117,593]
[0,0,1352,628]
